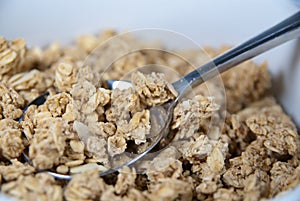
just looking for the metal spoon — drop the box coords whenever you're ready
[19,11,300,180]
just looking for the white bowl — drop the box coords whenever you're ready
[1,0,299,200]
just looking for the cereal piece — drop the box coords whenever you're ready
[0,83,25,119]
[71,80,97,113]
[76,65,102,87]
[72,121,93,144]
[221,60,271,113]
[90,122,116,138]
[246,112,298,156]
[64,170,107,201]
[69,140,84,153]
[86,135,109,165]
[196,181,218,195]
[19,88,40,103]
[206,147,225,172]
[0,118,21,131]
[41,42,62,67]
[1,173,63,201]
[105,86,148,146]
[44,92,73,118]
[109,152,136,168]
[115,166,136,195]
[224,97,280,155]
[181,135,213,167]
[107,135,127,156]
[106,87,141,123]
[76,34,98,53]
[0,119,24,159]
[269,161,300,197]
[146,146,182,181]
[125,188,149,201]
[196,163,222,195]
[0,38,27,80]
[29,118,66,170]
[7,69,52,92]
[70,163,107,174]
[222,158,246,188]
[132,71,178,106]
[100,185,124,201]
[107,52,147,80]
[128,109,150,141]
[148,178,193,201]
[172,95,219,139]
[243,170,270,201]
[86,88,109,114]
[63,140,86,162]
[0,159,34,181]
[21,46,42,71]
[213,188,241,201]
[56,165,69,174]
[97,29,116,41]
[223,138,273,189]
[117,109,150,145]
[20,105,37,140]
[97,88,111,106]
[0,129,24,159]
[224,114,254,155]
[68,121,108,165]
[62,103,75,122]
[71,79,110,124]
[241,139,274,173]
[65,160,84,167]
[33,110,52,126]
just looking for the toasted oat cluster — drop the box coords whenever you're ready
[0,31,299,201]
[131,71,178,106]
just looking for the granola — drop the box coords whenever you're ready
[172,95,220,140]
[0,119,24,159]
[1,173,63,201]
[132,71,178,106]
[54,57,78,92]
[0,83,25,119]
[146,146,182,181]
[29,118,66,170]
[0,38,27,82]
[0,32,299,201]
[64,170,107,201]
[0,159,34,182]
[115,166,137,195]
[147,178,193,201]
[221,60,271,113]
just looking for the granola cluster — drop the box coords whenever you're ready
[0,119,25,160]
[132,71,178,106]
[0,31,299,201]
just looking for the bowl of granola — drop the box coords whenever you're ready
[0,1,300,201]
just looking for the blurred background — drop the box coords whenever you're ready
[0,0,298,46]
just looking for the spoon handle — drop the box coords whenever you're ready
[173,11,300,95]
